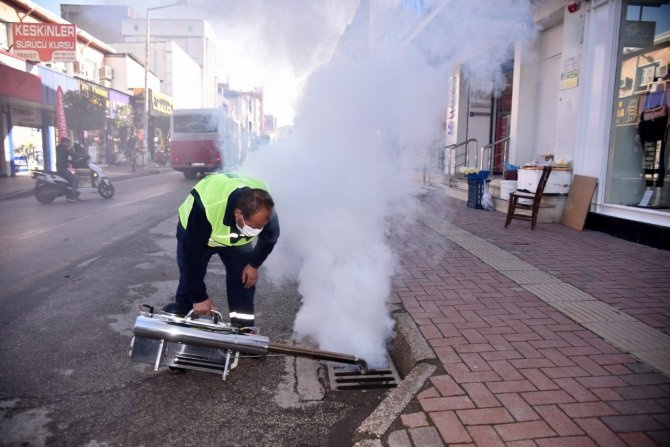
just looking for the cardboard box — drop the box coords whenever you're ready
[518,167,573,194]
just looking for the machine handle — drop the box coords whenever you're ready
[184,309,224,323]
[140,304,154,314]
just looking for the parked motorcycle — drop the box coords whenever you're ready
[32,156,115,204]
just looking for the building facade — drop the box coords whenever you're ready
[464,0,670,247]
[120,17,217,108]
[1,0,171,175]
[222,86,265,153]
[338,0,669,248]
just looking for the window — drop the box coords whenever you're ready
[173,114,219,133]
[606,1,670,208]
[638,63,659,88]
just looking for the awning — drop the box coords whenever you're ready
[0,63,43,103]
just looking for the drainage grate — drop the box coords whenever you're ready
[328,357,401,391]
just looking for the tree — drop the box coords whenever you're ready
[112,104,138,171]
[63,90,108,136]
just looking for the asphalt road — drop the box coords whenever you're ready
[0,172,387,446]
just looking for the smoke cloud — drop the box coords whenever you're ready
[236,1,535,368]
[185,0,358,125]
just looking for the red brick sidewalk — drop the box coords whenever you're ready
[385,191,670,446]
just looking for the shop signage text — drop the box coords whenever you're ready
[150,90,173,116]
[80,82,110,113]
[12,23,77,62]
[11,106,42,127]
[56,86,68,140]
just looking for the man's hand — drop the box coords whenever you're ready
[192,297,216,316]
[241,265,258,288]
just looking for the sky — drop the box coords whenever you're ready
[33,0,358,127]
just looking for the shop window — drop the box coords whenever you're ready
[606,1,670,209]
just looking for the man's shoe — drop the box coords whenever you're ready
[67,197,82,203]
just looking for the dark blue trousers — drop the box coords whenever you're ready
[57,168,78,197]
[175,224,256,326]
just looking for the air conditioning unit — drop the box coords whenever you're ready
[99,65,113,80]
[655,65,668,80]
[73,61,85,75]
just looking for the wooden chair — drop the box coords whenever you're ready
[504,166,552,230]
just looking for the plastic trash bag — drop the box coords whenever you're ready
[504,161,518,172]
[481,182,495,211]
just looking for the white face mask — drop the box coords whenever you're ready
[236,216,262,237]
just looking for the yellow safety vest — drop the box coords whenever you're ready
[178,173,269,247]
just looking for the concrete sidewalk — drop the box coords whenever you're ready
[0,165,172,201]
[358,188,670,446]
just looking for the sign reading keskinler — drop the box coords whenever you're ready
[12,23,77,63]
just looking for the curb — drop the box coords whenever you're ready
[353,311,438,444]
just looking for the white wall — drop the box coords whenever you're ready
[170,42,203,109]
[121,18,217,108]
[106,54,160,92]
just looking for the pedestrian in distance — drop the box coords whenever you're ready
[55,137,81,203]
[173,172,280,329]
[71,141,88,169]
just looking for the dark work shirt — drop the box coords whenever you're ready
[179,187,280,302]
[55,144,75,170]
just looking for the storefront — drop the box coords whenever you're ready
[8,105,45,174]
[39,66,79,172]
[442,1,670,248]
[78,80,111,164]
[149,89,173,162]
[0,63,48,177]
[109,89,132,165]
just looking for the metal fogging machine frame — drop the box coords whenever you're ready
[129,304,368,380]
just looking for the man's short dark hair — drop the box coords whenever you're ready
[60,137,70,145]
[234,188,274,218]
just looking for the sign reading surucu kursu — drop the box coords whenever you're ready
[12,23,77,63]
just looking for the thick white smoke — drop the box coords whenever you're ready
[239,0,534,368]
[186,0,358,125]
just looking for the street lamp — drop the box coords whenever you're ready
[143,0,186,166]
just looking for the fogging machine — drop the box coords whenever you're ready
[129,304,368,380]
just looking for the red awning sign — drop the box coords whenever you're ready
[0,64,42,103]
[12,23,77,63]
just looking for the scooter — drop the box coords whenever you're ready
[32,156,115,204]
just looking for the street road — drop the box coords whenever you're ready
[0,172,385,446]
